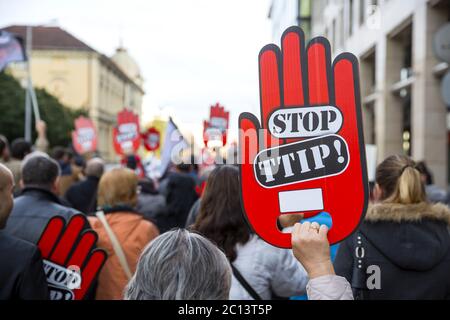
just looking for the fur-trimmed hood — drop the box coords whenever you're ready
[359,202,450,271]
[365,202,450,225]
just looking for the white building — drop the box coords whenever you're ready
[268,0,312,42]
[269,0,450,188]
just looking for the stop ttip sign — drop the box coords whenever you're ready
[238,26,369,248]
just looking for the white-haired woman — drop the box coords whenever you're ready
[124,229,232,300]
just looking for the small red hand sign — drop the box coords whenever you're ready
[37,214,107,300]
[72,117,97,154]
[238,26,368,248]
[203,103,229,147]
[113,108,141,155]
[142,127,161,151]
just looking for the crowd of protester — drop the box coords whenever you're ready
[0,121,449,300]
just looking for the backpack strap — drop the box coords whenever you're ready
[231,264,262,300]
[351,231,368,300]
[95,210,133,280]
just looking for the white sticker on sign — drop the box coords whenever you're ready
[278,188,324,213]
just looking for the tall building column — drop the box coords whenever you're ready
[412,3,448,188]
[375,35,403,163]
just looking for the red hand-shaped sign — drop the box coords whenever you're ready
[37,214,107,300]
[203,103,229,147]
[113,108,141,155]
[142,127,160,151]
[239,26,368,248]
[72,117,97,154]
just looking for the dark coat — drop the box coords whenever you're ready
[136,193,166,222]
[4,187,86,244]
[158,172,198,233]
[64,176,99,214]
[334,202,450,300]
[0,231,49,299]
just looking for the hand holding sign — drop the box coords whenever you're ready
[37,214,106,300]
[239,26,368,248]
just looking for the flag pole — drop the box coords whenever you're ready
[28,77,41,122]
[24,79,32,141]
[25,26,41,127]
[24,26,32,141]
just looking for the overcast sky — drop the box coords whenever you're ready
[0,0,273,143]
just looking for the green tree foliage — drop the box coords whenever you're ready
[0,71,87,147]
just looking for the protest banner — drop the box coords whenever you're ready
[238,26,368,248]
[142,127,161,152]
[113,108,141,155]
[203,103,229,147]
[71,117,97,154]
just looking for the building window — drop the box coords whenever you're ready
[400,35,412,156]
[359,0,365,26]
[402,97,412,156]
[332,19,336,50]
[298,0,312,40]
[340,8,345,47]
[361,49,376,145]
[349,0,354,37]
[365,101,376,145]
[389,23,413,156]
[362,50,376,93]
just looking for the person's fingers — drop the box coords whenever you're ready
[318,224,329,238]
[299,221,311,237]
[293,222,302,233]
[291,223,302,246]
[310,221,320,231]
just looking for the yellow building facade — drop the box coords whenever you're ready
[4,25,144,161]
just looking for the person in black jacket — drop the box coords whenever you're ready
[334,155,450,299]
[0,163,49,300]
[157,163,198,233]
[64,157,104,214]
[4,153,87,244]
[136,178,167,223]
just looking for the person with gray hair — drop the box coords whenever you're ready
[3,153,88,245]
[125,229,232,300]
[64,157,105,214]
